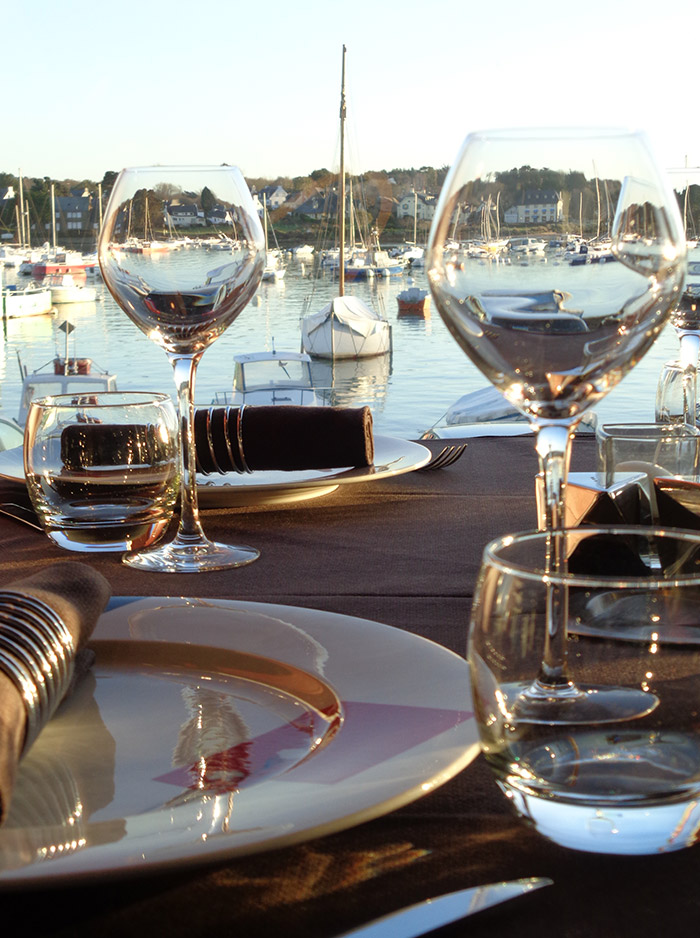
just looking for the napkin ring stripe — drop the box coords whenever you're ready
[0,592,76,753]
[235,405,251,474]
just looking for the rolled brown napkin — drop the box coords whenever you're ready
[0,562,111,823]
[60,423,170,471]
[193,405,375,474]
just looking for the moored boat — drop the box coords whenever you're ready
[302,295,392,360]
[212,351,321,406]
[46,273,98,305]
[397,285,430,317]
[301,47,392,361]
[32,250,96,280]
[17,355,117,425]
[1,277,54,319]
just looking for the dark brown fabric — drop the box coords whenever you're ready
[4,435,700,937]
[194,405,374,473]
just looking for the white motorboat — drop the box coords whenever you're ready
[46,273,98,304]
[301,295,392,360]
[213,351,321,407]
[1,278,54,319]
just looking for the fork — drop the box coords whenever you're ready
[418,443,467,471]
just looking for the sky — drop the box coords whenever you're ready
[3,0,700,184]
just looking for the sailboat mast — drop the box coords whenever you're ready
[339,44,346,297]
[51,182,57,251]
[263,193,269,251]
[18,171,26,248]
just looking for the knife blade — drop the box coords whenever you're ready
[335,877,552,938]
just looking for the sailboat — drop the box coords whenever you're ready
[261,194,286,283]
[301,46,392,360]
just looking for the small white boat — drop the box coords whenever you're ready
[1,279,54,319]
[213,351,321,407]
[301,295,392,360]
[46,273,98,305]
[292,244,315,258]
[261,251,286,283]
[397,286,430,317]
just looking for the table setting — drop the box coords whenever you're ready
[4,132,700,937]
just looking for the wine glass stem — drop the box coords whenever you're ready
[169,352,207,543]
[534,421,576,692]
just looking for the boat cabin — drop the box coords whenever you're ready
[18,365,118,425]
[224,351,321,406]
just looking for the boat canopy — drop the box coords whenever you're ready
[304,296,385,339]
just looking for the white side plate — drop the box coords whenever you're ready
[0,436,431,507]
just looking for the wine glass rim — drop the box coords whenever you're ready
[464,126,643,140]
[483,525,700,587]
[115,165,244,173]
[29,391,173,410]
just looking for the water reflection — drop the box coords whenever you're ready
[0,256,684,436]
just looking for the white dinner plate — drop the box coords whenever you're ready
[0,597,478,887]
[0,436,431,507]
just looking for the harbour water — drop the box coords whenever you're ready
[0,256,683,439]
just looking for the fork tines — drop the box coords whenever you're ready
[419,443,467,471]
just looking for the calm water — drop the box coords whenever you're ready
[0,256,682,438]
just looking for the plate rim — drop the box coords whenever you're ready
[0,596,477,888]
[0,436,431,507]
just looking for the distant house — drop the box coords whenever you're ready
[54,194,92,232]
[292,190,336,218]
[166,203,205,227]
[504,189,563,225]
[396,191,437,221]
[0,186,15,201]
[207,204,232,226]
[258,185,288,210]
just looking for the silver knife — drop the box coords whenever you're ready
[336,877,552,938]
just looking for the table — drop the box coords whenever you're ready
[1,434,699,937]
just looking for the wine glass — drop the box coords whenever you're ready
[663,178,700,425]
[98,166,265,572]
[665,287,700,426]
[427,128,686,721]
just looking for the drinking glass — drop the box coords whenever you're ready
[470,526,700,855]
[596,421,700,487]
[98,166,265,572]
[428,128,686,721]
[666,256,700,424]
[24,391,179,552]
[655,358,699,425]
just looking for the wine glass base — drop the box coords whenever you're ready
[506,680,659,725]
[122,537,260,573]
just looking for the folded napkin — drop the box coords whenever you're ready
[193,405,375,474]
[0,562,111,822]
[60,423,169,471]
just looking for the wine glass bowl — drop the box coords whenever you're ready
[427,129,686,438]
[98,166,266,572]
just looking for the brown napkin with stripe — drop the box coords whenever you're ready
[0,562,111,822]
[193,405,375,474]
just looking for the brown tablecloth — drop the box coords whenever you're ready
[2,434,700,937]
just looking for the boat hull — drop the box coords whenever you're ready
[2,287,53,319]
